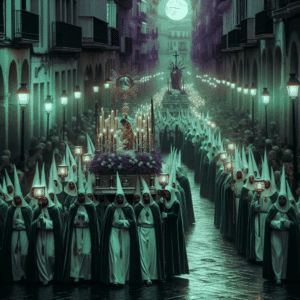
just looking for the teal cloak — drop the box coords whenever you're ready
[178,176,195,226]
[26,206,63,283]
[177,183,189,231]
[64,194,77,209]
[134,202,165,281]
[100,204,142,284]
[62,202,100,282]
[1,205,32,282]
[0,200,8,251]
[263,205,300,280]
[159,200,189,276]
[214,172,228,229]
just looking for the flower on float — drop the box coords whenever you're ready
[118,165,122,169]
[111,162,114,166]
[149,165,153,168]
[149,156,153,160]
[152,161,156,164]
[101,162,105,166]
[118,157,122,160]
[97,158,101,161]
[108,158,112,162]
[108,164,112,168]
[111,153,116,157]
[146,162,150,166]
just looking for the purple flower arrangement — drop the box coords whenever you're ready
[89,150,163,175]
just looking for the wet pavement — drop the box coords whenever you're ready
[1,163,300,299]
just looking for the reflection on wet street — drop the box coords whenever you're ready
[1,163,299,300]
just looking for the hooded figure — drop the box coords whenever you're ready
[1,165,32,282]
[132,174,142,208]
[134,175,165,284]
[64,158,78,209]
[26,186,63,285]
[235,153,255,255]
[263,167,300,285]
[5,169,14,203]
[86,172,104,240]
[0,183,8,251]
[50,153,63,204]
[100,172,142,285]
[24,163,40,209]
[158,185,189,278]
[62,163,99,283]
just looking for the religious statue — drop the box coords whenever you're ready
[120,119,134,150]
[168,51,186,91]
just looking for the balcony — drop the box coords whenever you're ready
[270,0,300,18]
[255,11,274,39]
[240,18,256,47]
[79,16,110,49]
[109,27,120,47]
[14,10,39,43]
[227,29,242,51]
[52,22,82,51]
[114,0,133,10]
[136,32,148,43]
[120,36,132,55]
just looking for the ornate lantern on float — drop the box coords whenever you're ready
[33,186,45,199]
[220,152,228,164]
[158,173,169,190]
[226,141,236,155]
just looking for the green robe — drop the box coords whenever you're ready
[246,192,278,261]
[206,155,219,202]
[200,156,210,199]
[64,194,77,209]
[62,202,100,282]
[178,176,195,226]
[100,204,142,284]
[0,200,8,251]
[95,203,105,238]
[214,172,228,229]
[26,206,63,283]
[235,187,251,255]
[134,202,165,281]
[159,200,189,276]
[1,205,32,282]
[263,205,300,280]
[177,184,189,231]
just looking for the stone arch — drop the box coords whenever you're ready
[8,61,19,157]
[84,64,94,111]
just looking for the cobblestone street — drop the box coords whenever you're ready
[1,163,300,300]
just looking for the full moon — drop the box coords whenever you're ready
[165,0,188,21]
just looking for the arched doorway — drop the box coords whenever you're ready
[84,65,94,111]
[21,59,31,149]
[8,61,19,158]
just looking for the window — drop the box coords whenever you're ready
[107,0,117,28]
[142,22,147,34]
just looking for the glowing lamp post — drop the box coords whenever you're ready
[206,120,212,128]
[227,141,236,155]
[74,86,81,131]
[82,153,92,178]
[254,180,265,237]
[250,83,257,134]
[237,84,242,93]
[243,84,249,95]
[287,74,300,197]
[262,88,270,139]
[210,122,216,131]
[226,79,231,87]
[220,152,228,166]
[74,146,83,157]
[44,95,53,140]
[60,90,68,141]
[17,83,30,163]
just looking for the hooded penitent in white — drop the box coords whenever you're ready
[274,164,291,213]
[51,153,62,194]
[250,149,260,178]
[140,175,155,207]
[270,166,278,193]
[76,160,92,205]
[10,165,29,281]
[243,153,255,191]
[64,157,77,197]
[86,133,95,158]
[85,171,96,204]
[1,177,8,202]
[261,150,277,198]
[48,165,62,209]
[114,172,128,208]
[5,169,14,201]
[164,185,177,209]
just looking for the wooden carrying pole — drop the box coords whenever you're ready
[258,192,261,237]
[163,186,166,270]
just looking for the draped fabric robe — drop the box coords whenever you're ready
[100,204,142,284]
[134,202,165,281]
[0,199,8,251]
[1,206,32,281]
[26,206,63,283]
[263,206,300,281]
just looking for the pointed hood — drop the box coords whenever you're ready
[1,177,8,202]
[270,166,278,193]
[51,153,62,194]
[5,169,14,200]
[12,165,27,207]
[65,142,77,178]
[274,164,290,212]
[85,172,96,204]
[48,162,62,209]
[87,133,95,158]
[140,175,155,206]
[64,157,77,196]
[134,174,142,197]
[286,180,295,202]
[244,153,255,190]
[242,147,248,170]
[40,163,46,188]
[233,147,243,182]
[76,159,92,205]
[250,149,260,178]
[114,172,128,207]
[164,185,177,209]
[261,150,277,197]
[44,186,55,208]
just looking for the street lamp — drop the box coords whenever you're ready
[60,90,68,141]
[286,73,300,197]
[93,83,99,138]
[250,83,257,134]
[243,84,249,95]
[44,95,53,139]
[262,88,270,139]
[16,83,30,162]
[74,86,81,131]
[226,79,231,87]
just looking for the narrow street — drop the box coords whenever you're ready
[0,162,299,300]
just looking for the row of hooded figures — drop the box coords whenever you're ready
[0,153,191,286]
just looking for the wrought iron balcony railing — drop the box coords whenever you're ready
[14,10,39,42]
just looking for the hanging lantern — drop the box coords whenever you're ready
[158,173,169,189]
[227,141,236,154]
[74,146,83,157]
[262,88,270,105]
[225,161,235,173]
[286,73,300,99]
[254,180,265,193]
[57,165,69,179]
[220,152,228,162]
[33,186,45,199]
[82,153,92,165]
